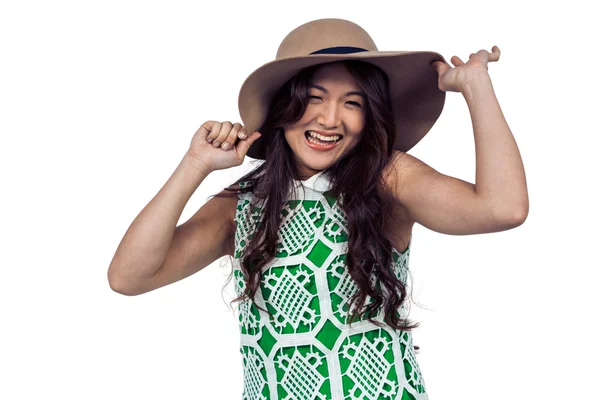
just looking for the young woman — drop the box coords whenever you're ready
[108,18,528,400]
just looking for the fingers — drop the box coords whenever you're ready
[204,121,221,143]
[198,120,217,138]
[473,47,500,62]
[451,55,465,66]
[490,45,501,61]
[453,46,500,68]
[205,121,234,149]
[210,121,233,148]
[235,131,262,157]
[203,120,256,152]
[220,123,243,150]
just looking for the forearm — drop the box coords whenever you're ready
[107,152,212,288]
[462,71,529,221]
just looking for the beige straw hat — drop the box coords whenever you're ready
[238,18,448,160]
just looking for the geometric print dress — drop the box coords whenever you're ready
[232,170,428,400]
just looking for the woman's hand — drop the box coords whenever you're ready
[187,120,261,171]
[431,46,501,93]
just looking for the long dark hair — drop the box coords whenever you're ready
[217,60,421,337]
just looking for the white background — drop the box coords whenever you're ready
[1,0,598,399]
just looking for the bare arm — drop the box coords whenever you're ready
[385,71,528,235]
[465,70,528,219]
[107,151,213,294]
[107,120,261,295]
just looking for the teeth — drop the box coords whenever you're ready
[307,131,341,142]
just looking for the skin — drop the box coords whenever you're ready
[107,46,527,298]
[387,45,528,238]
[283,62,366,181]
[281,62,416,252]
[288,46,528,242]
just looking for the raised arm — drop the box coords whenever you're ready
[107,121,261,295]
[384,48,528,235]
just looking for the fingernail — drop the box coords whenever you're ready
[222,142,229,150]
[207,138,213,143]
[239,132,246,139]
[213,141,220,147]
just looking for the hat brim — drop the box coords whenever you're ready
[238,50,448,160]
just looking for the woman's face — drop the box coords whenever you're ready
[284,62,366,180]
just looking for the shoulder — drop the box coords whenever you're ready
[380,151,421,246]
[383,151,425,194]
[383,150,439,222]
[382,151,416,222]
[388,150,426,174]
[384,150,438,192]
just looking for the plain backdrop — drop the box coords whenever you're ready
[1,0,598,399]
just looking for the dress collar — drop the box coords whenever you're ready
[295,170,332,193]
[284,170,334,201]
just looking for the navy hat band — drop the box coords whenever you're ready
[309,46,368,55]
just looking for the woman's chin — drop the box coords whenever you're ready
[297,161,331,177]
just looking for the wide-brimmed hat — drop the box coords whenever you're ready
[238,18,448,160]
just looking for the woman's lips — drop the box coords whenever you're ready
[304,131,341,151]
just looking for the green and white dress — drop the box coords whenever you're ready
[232,170,428,400]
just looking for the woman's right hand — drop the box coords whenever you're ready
[187,121,262,171]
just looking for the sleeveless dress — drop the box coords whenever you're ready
[232,170,428,400]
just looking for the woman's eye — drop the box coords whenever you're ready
[347,101,362,107]
[309,95,322,100]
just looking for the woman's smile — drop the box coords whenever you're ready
[304,130,343,150]
[284,62,366,179]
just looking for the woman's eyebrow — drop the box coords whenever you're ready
[309,83,366,99]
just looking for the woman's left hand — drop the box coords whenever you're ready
[431,46,501,93]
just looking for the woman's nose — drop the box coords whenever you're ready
[316,103,341,129]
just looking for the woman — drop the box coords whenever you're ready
[108,18,528,400]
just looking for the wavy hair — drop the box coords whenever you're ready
[216,60,422,341]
